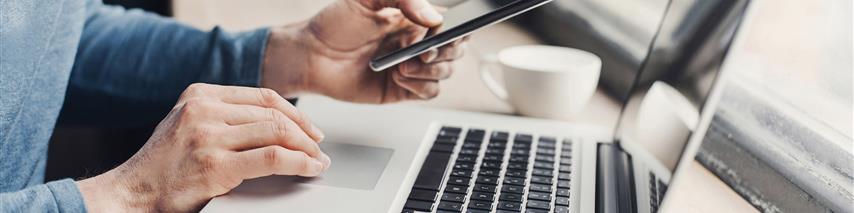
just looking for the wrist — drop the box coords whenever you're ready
[261,23,316,97]
[77,171,134,212]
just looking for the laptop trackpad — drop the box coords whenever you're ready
[295,142,394,190]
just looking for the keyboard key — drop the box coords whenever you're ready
[514,134,533,142]
[510,149,530,156]
[533,162,554,170]
[435,137,458,145]
[561,151,573,158]
[504,169,526,178]
[439,126,462,135]
[555,206,571,213]
[450,169,472,178]
[481,161,502,169]
[487,142,507,149]
[413,151,452,191]
[503,177,526,185]
[497,201,522,211]
[497,210,520,213]
[448,176,470,186]
[404,199,433,211]
[528,191,552,201]
[507,162,527,170]
[432,144,455,153]
[482,154,503,162]
[532,169,553,177]
[557,188,570,197]
[558,172,571,180]
[475,176,499,185]
[437,201,463,211]
[526,200,550,210]
[402,208,415,213]
[508,155,528,163]
[454,162,475,170]
[471,191,495,201]
[491,131,509,140]
[560,158,573,165]
[459,149,479,155]
[478,168,500,177]
[444,184,468,194]
[501,184,524,194]
[556,196,570,206]
[559,165,572,172]
[468,199,493,211]
[473,184,496,193]
[531,176,553,185]
[534,155,554,162]
[408,189,438,201]
[456,154,477,163]
[512,143,531,149]
[441,192,466,202]
[558,180,571,189]
[528,184,552,193]
[525,208,549,213]
[437,210,460,213]
[485,148,505,155]
[467,208,491,213]
[461,142,481,149]
[536,149,555,155]
[499,193,524,202]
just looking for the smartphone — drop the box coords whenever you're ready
[369,0,553,71]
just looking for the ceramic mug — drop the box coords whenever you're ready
[480,45,602,119]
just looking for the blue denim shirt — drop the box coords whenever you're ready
[0,0,268,211]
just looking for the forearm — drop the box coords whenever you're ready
[62,2,269,126]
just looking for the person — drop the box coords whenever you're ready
[0,0,466,211]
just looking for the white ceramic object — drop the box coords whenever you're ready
[635,81,700,170]
[480,45,602,120]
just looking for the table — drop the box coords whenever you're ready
[172,1,757,212]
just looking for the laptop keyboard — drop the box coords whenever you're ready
[648,172,668,213]
[402,126,574,213]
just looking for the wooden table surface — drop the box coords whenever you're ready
[171,1,757,212]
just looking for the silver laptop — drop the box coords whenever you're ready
[202,0,751,212]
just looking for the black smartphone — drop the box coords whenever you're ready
[369,0,553,71]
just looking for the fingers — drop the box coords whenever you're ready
[222,121,330,168]
[180,83,324,142]
[392,69,440,99]
[230,146,326,178]
[361,0,443,27]
[422,37,468,63]
[399,60,453,80]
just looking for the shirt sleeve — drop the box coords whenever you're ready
[0,179,87,212]
[59,0,270,127]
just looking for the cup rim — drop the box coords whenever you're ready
[497,45,602,73]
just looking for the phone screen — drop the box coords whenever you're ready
[427,1,512,36]
[370,0,550,71]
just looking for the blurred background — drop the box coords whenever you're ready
[47,0,851,212]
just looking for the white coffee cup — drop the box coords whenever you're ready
[480,45,602,119]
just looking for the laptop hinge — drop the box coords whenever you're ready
[596,143,637,213]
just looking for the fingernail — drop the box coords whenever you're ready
[320,153,332,169]
[311,124,325,142]
[312,160,325,175]
[422,49,438,63]
[419,7,443,25]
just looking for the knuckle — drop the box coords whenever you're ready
[271,120,290,140]
[188,125,216,148]
[296,152,312,174]
[263,146,286,168]
[193,150,222,173]
[257,88,281,106]
[181,83,209,98]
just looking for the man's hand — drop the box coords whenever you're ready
[262,0,468,103]
[77,83,331,212]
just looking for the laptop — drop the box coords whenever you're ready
[202,0,751,212]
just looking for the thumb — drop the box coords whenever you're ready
[361,0,443,27]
